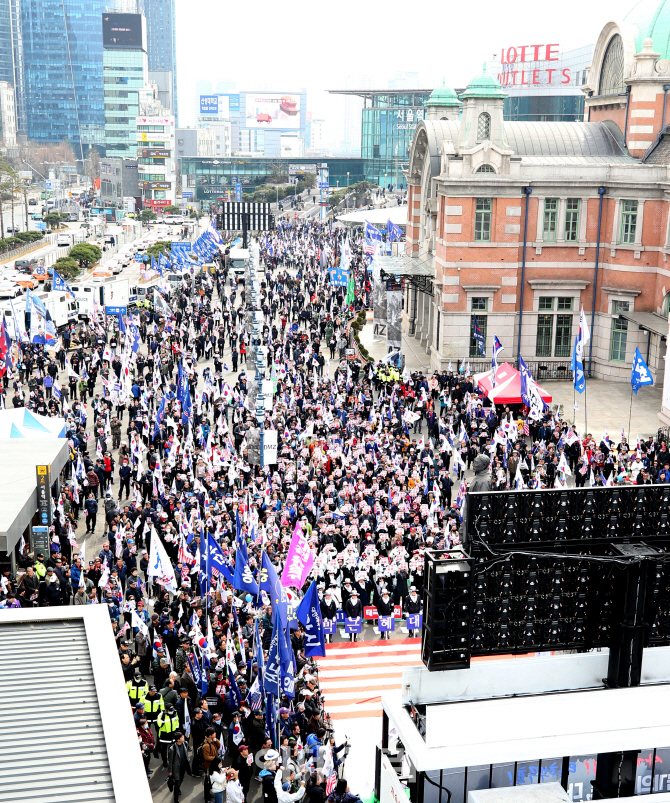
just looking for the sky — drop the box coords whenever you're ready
[175,0,635,137]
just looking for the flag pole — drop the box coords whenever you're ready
[628,382,634,443]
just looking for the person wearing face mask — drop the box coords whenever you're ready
[119,457,132,500]
[406,586,422,635]
[320,588,337,644]
[137,717,155,777]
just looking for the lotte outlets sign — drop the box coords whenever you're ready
[497,42,572,87]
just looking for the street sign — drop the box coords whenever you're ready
[318,182,329,189]
[235,183,241,202]
[35,222,46,231]
[182,191,194,199]
[106,305,127,315]
[32,525,49,558]
[36,465,52,526]
[134,254,144,262]
[45,181,52,190]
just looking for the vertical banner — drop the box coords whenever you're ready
[386,278,403,360]
[372,257,387,341]
[36,465,52,526]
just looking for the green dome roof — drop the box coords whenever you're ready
[425,79,461,107]
[624,0,670,58]
[459,64,508,99]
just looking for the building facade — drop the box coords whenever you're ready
[136,113,175,210]
[330,89,432,188]
[103,13,148,159]
[139,0,177,123]
[181,156,365,207]
[403,5,670,396]
[0,80,16,145]
[100,156,140,210]
[0,0,25,135]
[21,0,106,152]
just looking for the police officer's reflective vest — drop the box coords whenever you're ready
[157,711,180,740]
[126,677,148,701]
[35,562,46,579]
[143,693,164,719]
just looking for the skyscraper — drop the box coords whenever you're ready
[0,0,26,135]
[139,0,177,123]
[21,0,106,152]
[103,12,148,158]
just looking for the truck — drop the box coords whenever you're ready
[226,247,250,277]
[69,277,130,319]
[0,290,76,339]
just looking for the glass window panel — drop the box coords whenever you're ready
[558,297,573,310]
[516,760,540,785]
[567,755,597,802]
[536,314,553,357]
[471,297,488,311]
[470,315,487,358]
[443,768,466,803]
[475,198,492,242]
[543,199,558,241]
[653,747,670,792]
[637,749,655,795]
[555,315,573,357]
[540,759,563,784]
[466,766,490,794]
[621,200,638,244]
[611,314,628,362]
[491,763,515,788]
[539,297,554,311]
[565,199,580,241]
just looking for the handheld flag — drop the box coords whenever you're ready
[491,335,503,388]
[631,347,654,394]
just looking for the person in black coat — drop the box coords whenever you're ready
[320,589,338,644]
[344,589,362,642]
[376,589,395,641]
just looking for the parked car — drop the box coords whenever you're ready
[28,198,37,206]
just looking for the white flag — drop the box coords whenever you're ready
[148,526,178,593]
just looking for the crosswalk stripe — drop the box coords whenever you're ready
[317,639,421,721]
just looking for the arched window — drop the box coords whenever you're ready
[477,112,491,142]
[599,34,625,95]
[476,164,495,173]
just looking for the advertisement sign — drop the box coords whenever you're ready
[497,43,572,88]
[199,95,231,117]
[36,465,52,526]
[102,13,144,49]
[137,132,171,142]
[32,525,49,560]
[235,183,241,202]
[182,191,194,199]
[288,163,316,176]
[139,149,170,158]
[245,93,301,129]
[141,181,171,190]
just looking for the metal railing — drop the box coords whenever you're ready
[460,358,574,382]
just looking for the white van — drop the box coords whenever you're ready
[164,214,184,225]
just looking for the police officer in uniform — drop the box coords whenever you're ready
[143,683,165,751]
[126,668,149,708]
[157,703,181,767]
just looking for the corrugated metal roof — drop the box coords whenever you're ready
[0,619,115,803]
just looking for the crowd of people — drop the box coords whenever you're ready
[1,213,668,802]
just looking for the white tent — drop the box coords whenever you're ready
[0,408,67,439]
[336,206,407,227]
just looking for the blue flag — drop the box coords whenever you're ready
[118,313,126,335]
[279,625,295,699]
[228,669,242,710]
[296,580,326,657]
[519,356,548,414]
[472,316,486,357]
[491,335,503,388]
[263,620,281,697]
[265,694,277,746]
[52,269,75,298]
[631,347,654,394]
[206,532,235,585]
[365,220,383,242]
[129,320,141,353]
[233,528,259,595]
[260,552,288,629]
[387,219,403,242]
[572,335,585,394]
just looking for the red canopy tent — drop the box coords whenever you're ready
[473,362,552,405]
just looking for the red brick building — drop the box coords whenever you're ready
[404,4,670,420]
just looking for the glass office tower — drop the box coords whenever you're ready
[329,89,431,188]
[139,0,178,123]
[103,13,148,158]
[21,0,105,151]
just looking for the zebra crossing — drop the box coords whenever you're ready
[315,638,422,720]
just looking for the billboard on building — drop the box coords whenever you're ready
[245,93,301,129]
[200,95,230,117]
[102,13,145,50]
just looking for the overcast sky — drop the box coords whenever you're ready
[175,0,634,133]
